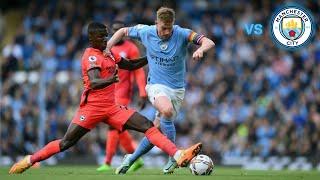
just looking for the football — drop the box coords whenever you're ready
[189,154,214,175]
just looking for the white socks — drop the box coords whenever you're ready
[173,150,182,161]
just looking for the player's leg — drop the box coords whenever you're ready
[98,104,149,172]
[124,113,177,154]
[97,127,140,172]
[125,87,178,173]
[150,86,179,174]
[127,86,177,167]
[116,112,202,174]
[155,96,176,142]
[9,123,89,174]
[97,126,120,172]
[148,84,178,152]
[124,108,158,168]
[36,123,89,161]
[115,98,137,154]
[118,130,145,172]
[159,88,185,174]
[119,131,135,154]
[129,102,179,174]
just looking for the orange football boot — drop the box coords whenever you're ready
[9,155,33,174]
[176,143,202,167]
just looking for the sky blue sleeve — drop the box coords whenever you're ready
[127,24,149,40]
[178,26,192,41]
[178,26,204,45]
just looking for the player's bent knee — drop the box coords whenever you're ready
[160,107,174,118]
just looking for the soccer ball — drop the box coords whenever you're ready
[189,154,214,175]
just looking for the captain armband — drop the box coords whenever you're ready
[188,32,205,45]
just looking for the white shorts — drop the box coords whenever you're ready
[145,84,185,117]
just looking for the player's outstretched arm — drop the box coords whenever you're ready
[117,56,148,70]
[106,28,127,50]
[192,37,215,60]
[199,37,215,53]
[88,68,119,89]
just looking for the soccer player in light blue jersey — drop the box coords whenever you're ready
[106,7,215,174]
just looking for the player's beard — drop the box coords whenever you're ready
[159,32,172,40]
[161,35,170,40]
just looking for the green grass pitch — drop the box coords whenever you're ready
[1,166,319,180]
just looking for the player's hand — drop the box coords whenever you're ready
[192,49,204,60]
[138,96,148,110]
[104,47,115,61]
[103,47,111,56]
[111,65,119,83]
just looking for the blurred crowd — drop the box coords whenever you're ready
[1,0,320,164]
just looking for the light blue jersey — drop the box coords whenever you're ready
[127,25,202,89]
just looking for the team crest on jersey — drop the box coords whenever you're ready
[270,4,314,50]
[160,42,168,51]
[79,115,86,121]
[88,56,97,62]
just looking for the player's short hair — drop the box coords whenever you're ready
[87,22,108,36]
[156,7,175,23]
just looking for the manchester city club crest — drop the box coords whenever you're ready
[270,4,315,50]
[160,41,168,51]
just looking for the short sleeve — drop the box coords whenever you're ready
[83,53,103,71]
[179,26,205,45]
[126,24,149,40]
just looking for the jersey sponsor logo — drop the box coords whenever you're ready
[80,115,86,121]
[88,56,97,62]
[151,55,178,67]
